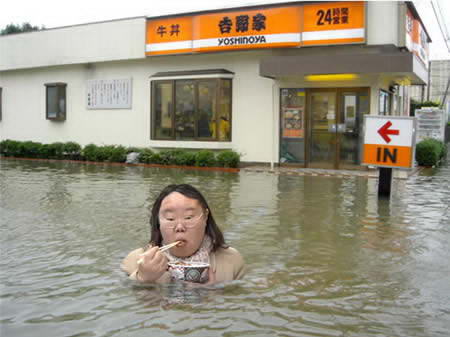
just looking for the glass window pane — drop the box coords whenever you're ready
[197,80,216,139]
[154,82,173,139]
[175,80,195,140]
[47,86,58,118]
[218,79,231,141]
[280,88,305,163]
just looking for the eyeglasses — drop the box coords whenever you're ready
[159,211,205,229]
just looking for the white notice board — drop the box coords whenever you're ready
[86,79,132,109]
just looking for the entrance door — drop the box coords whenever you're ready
[338,90,369,169]
[308,88,369,169]
[308,90,337,169]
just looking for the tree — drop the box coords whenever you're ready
[1,23,45,35]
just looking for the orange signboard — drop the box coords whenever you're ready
[193,6,301,52]
[405,8,414,51]
[363,144,413,167]
[412,17,429,66]
[145,2,366,56]
[302,1,365,46]
[146,17,193,55]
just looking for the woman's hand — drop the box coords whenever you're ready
[136,246,168,282]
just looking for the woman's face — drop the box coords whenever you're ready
[159,192,207,257]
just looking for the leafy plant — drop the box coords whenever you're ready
[174,151,196,166]
[138,148,153,164]
[63,142,81,159]
[47,142,65,159]
[19,141,42,158]
[0,139,21,156]
[149,152,164,165]
[83,143,99,161]
[107,145,127,162]
[216,150,240,168]
[195,150,216,167]
[415,138,446,166]
[127,147,144,154]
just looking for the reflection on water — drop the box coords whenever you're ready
[1,156,449,337]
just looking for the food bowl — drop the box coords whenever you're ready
[168,261,209,283]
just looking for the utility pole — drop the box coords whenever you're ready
[441,78,450,109]
[427,60,431,101]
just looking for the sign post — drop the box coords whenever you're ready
[362,116,416,198]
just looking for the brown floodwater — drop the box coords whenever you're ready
[1,155,449,337]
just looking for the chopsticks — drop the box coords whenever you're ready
[137,241,181,265]
[159,241,181,252]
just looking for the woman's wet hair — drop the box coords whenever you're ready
[149,184,227,252]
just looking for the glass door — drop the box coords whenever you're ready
[308,91,337,169]
[338,90,369,169]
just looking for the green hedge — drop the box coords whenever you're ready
[415,138,447,166]
[0,139,241,168]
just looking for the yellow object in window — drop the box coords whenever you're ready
[218,117,230,141]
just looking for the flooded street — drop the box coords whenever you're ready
[1,155,449,337]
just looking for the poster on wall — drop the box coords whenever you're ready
[86,79,132,109]
[281,89,305,138]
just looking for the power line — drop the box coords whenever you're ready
[431,0,450,52]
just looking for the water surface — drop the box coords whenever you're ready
[1,157,449,337]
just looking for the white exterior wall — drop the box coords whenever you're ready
[0,17,146,71]
[0,51,276,163]
[366,1,399,46]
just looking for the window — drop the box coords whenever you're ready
[45,83,66,121]
[151,77,232,141]
[379,90,391,116]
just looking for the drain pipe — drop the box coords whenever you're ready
[271,81,278,171]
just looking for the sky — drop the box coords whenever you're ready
[1,0,449,60]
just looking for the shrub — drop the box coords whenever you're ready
[175,151,196,166]
[161,149,196,166]
[138,148,153,163]
[158,150,175,165]
[91,145,126,162]
[0,139,21,157]
[127,146,144,154]
[20,141,43,158]
[40,143,51,158]
[63,142,82,159]
[83,143,99,161]
[195,150,216,167]
[149,152,164,165]
[47,142,65,159]
[415,138,445,166]
[216,150,240,168]
[107,145,127,162]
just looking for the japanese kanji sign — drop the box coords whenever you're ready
[86,79,132,109]
[145,1,366,56]
[192,6,301,52]
[146,16,193,55]
[362,116,416,168]
[303,1,365,45]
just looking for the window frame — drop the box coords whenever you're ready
[0,87,2,121]
[379,89,391,116]
[150,76,232,142]
[45,82,67,121]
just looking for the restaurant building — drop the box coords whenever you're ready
[0,1,430,169]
